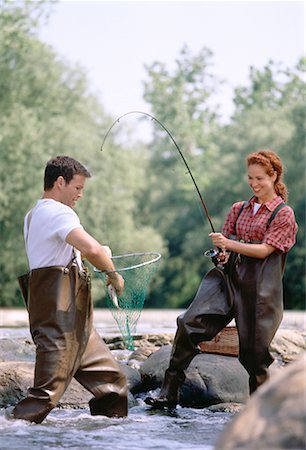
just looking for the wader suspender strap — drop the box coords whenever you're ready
[234,201,247,234]
[267,202,286,227]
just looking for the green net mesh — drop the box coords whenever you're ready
[95,252,161,350]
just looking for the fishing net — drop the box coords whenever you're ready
[94,252,161,350]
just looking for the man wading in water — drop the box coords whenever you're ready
[14,156,127,423]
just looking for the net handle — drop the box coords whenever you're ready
[94,252,162,274]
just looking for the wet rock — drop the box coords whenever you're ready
[0,361,31,406]
[207,402,244,414]
[0,329,304,411]
[215,354,306,450]
[140,345,249,407]
[121,363,142,394]
[127,345,159,371]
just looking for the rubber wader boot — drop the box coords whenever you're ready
[13,397,53,424]
[89,393,128,418]
[145,369,185,409]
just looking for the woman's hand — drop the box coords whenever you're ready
[209,232,229,251]
[209,232,276,259]
[217,251,230,265]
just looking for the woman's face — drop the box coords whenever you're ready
[247,164,277,203]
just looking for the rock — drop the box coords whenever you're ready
[104,333,174,350]
[270,329,306,363]
[134,333,174,347]
[207,402,244,413]
[215,353,306,450]
[0,338,35,362]
[140,345,249,407]
[0,361,31,406]
[127,345,161,371]
[121,363,142,394]
[0,329,304,411]
[139,344,172,389]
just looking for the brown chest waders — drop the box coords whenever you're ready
[148,203,288,408]
[156,251,286,407]
[154,253,285,407]
[14,264,127,423]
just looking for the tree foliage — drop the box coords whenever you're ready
[0,1,162,306]
[0,2,304,309]
[142,54,305,309]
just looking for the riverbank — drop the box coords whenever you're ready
[0,308,305,334]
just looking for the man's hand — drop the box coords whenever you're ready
[102,245,112,258]
[66,229,124,294]
[106,272,124,297]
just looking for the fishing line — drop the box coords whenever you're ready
[101,110,216,233]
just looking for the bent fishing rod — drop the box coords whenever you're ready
[101,110,220,266]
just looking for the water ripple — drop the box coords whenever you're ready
[0,404,231,450]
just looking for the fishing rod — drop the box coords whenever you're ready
[101,110,220,265]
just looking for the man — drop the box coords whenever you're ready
[13,156,127,423]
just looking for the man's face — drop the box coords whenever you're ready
[59,174,86,208]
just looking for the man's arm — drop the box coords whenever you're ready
[66,228,124,295]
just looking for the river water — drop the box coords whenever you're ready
[0,309,305,450]
[0,404,231,450]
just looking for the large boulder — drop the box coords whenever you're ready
[140,344,249,407]
[215,353,306,450]
[138,328,305,408]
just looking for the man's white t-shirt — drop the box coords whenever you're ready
[25,199,83,270]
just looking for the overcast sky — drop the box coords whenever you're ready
[39,1,304,123]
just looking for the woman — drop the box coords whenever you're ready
[146,149,298,409]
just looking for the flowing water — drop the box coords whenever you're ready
[0,403,231,450]
[0,309,305,450]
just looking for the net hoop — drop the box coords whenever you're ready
[94,252,162,350]
[94,252,161,273]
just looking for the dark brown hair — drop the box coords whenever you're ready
[44,156,91,190]
[247,149,288,201]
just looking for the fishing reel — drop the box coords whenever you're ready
[204,248,223,268]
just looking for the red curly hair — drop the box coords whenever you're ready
[247,150,288,201]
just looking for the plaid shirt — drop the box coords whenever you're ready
[222,196,298,254]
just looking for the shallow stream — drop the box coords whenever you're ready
[0,308,304,449]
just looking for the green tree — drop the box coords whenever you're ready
[0,1,163,306]
[142,46,222,307]
[142,51,305,309]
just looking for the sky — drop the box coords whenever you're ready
[39,0,304,128]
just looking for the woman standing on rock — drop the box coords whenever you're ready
[146,149,298,409]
